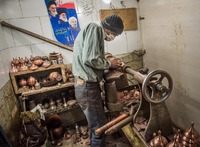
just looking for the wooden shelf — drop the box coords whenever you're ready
[10,64,67,94]
[10,64,65,76]
[21,82,74,96]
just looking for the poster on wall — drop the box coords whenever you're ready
[44,0,80,46]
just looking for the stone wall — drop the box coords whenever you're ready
[0,81,21,146]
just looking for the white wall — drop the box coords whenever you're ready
[0,8,10,88]
[0,0,141,89]
[139,0,200,132]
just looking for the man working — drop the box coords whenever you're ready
[72,14,124,147]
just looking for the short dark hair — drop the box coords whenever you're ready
[47,1,57,8]
[57,9,66,15]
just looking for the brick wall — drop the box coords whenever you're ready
[0,81,21,146]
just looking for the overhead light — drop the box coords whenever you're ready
[103,0,111,4]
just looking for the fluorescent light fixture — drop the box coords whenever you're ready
[103,0,111,4]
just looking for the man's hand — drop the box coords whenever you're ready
[109,58,123,69]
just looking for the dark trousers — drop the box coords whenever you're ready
[74,77,107,147]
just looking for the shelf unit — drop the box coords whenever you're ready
[21,82,74,97]
[10,64,67,95]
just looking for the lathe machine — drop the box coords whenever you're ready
[96,53,174,146]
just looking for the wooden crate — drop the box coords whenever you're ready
[10,64,67,95]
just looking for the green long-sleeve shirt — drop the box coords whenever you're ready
[72,22,110,82]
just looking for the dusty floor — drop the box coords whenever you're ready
[42,131,132,147]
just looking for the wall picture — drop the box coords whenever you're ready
[45,0,80,46]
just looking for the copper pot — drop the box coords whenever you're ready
[41,56,49,61]
[42,60,51,68]
[33,58,43,66]
[27,76,36,89]
[10,64,19,73]
[19,78,27,88]
[49,72,62,81]
[52,126,63,139]
[29,63,38,71]
[49,52,59,60]
[46,114,61,128]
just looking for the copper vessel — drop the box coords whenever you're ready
[166,136,182,147]
[46,113,62,128]
[27,76,36,89]
[49,52,59,60]
[19,57,25,67]
[19,65,28,71]
[49,72,62,81]
[41,56,49,61]
[33,56,41,60]
[149,130,168,147]
[174,129,183,144]
[52,126,63,139]
[24,56,29,65]
[10,64,19,73]
[182,122,199,146]
[29,63,39,71]
[30,55,34,62]
[33,58,43,66]
[19,78,27,88]
[13,58,19,68]
[42,60,51,68]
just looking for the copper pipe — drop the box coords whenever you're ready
[105,115,133,135]
[1,21,73,52]
[95,113,129,136]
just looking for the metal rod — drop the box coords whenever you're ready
[123,65,146,84]
[94,113,129,136]
[104,115,133,135]
[1,21,73,52]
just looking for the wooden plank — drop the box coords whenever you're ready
[21,82,74,96]
[10,64,65,76]
[99,8,137,31]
